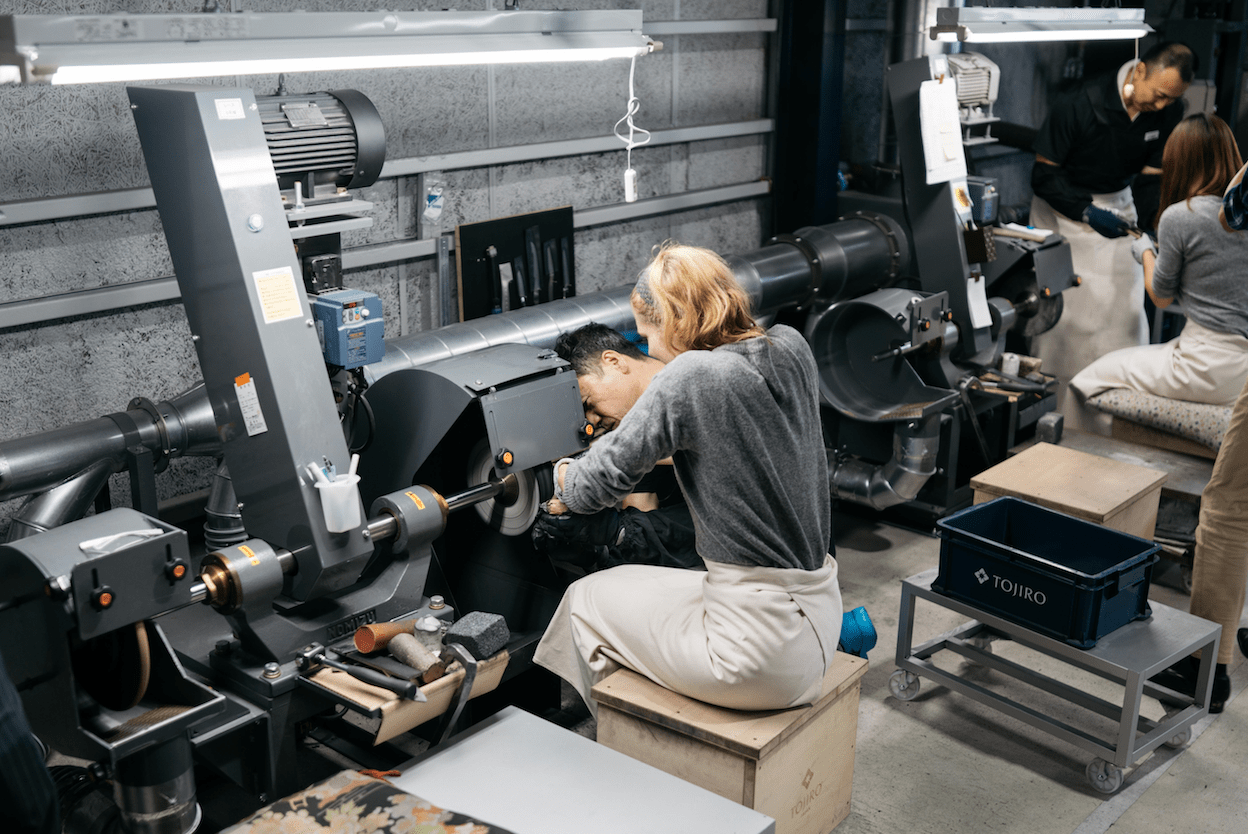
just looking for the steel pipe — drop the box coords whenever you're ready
[367,216,907,381]
[0,384,220,502]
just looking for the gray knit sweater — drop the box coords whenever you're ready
[561,324,831,571]
[1153,194,1248,339]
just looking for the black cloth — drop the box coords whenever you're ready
[631,465,684,509]
[1032,68,1184,222]
[534,466,701,574]
[0,655,59,834]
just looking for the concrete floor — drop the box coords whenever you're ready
[830,511,1247,834]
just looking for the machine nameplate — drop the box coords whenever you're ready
[326,609,377,642]
[215,98,246,121]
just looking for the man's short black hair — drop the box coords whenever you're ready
[554,323,648,376]
[1142,41,1196,84]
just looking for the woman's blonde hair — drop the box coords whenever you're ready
[631,242,763,353]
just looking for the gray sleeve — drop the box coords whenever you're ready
[561,368,686,514]
[1151,205,1185,300]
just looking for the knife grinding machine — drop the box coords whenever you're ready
[0,77,1073,833]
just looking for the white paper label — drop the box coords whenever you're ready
[234,373,268,437]
[919,78,968,185]
[215,98,246,120]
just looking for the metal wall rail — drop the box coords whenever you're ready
[0,119,772,228]
[0,180,771,329]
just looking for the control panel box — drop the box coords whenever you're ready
[310,289,384,369]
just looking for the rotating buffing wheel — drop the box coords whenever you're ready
[71,621,151,711]
[467,439,540,536]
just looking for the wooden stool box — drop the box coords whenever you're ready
[969,442,1167,539]
[591,653,868,834]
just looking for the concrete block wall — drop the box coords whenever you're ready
[0,0,772,533]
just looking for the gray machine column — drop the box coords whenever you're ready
[128,85,371,600]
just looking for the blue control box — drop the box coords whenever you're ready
[310,289,385,369]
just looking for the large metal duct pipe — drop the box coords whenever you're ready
[368,215,907,380]
[1,216,907,521]
[0,384,220,503]
[830,414,942,510]
[5,458,115,542]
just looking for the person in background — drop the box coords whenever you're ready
[1150,157,1248,713]
[531,323,699,573]
[1068,113,1248,432]
[0,655,59,834]
[534,243,842,716]
[1029,42,1194,428]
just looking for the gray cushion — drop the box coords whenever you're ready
[1086,388,1232,453]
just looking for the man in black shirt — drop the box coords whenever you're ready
[1029,42,1193,430]
[531,323,699,573]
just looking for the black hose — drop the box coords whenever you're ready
[350,391,376,455]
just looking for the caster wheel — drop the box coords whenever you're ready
[889,669,921,701]
[1180,565,1193,594]
[1163,727,1191,749]
[1086,758,1124,794]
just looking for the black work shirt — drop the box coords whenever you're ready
[1031,67,1183,222]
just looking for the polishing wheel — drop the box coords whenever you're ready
[71,621,151,711]
[468,439,540,536]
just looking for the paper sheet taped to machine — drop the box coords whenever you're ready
[919,78,968,185]
[253,265,304,323]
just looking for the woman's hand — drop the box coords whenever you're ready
[1130,234,1156,265]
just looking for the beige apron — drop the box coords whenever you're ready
[534,554,843,716]
[1070,317,1248,432]
[1030,189,1149,430]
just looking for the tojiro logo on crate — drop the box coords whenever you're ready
[974,566,1048,605]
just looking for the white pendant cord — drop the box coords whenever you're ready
[614,54,650,201]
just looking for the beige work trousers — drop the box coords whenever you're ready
[535,555,843,717]
[1192,375,1248,665]
[1068,318,1248,435]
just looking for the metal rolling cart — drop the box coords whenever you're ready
[892,567,1219,794]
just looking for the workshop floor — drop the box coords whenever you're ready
[567,509,1247,834]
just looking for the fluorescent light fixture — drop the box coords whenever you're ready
[0,10,657,85]
[930,7,1152,44]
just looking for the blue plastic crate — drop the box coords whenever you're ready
[933,496,1161,648]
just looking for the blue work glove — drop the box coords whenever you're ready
[532,507,623,550]
[1082,205,1130,239]
[1130,234,1157,265]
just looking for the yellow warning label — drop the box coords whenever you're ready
[405,491,426,510]
[240,544,260,566]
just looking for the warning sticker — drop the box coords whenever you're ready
[234,372,269,437]
[253,266,303,323]
[215,98,246,120]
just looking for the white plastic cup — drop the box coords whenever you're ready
[1000,352,1021,377]
[314,472,362,533]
